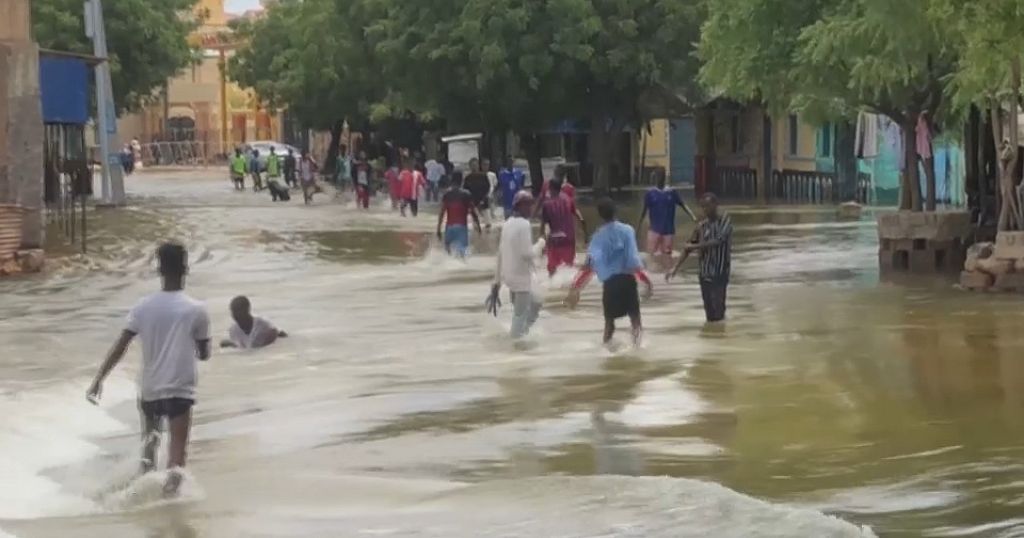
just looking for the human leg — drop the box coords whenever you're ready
[708,276,728,322]
[510,291,540,338]
[699,278,715,322]
[138,400,162,474]
[410,199,419,217]
[163,399,193,495]
[444,225,469,257]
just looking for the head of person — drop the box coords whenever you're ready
[450,170,464,189]
[252,149,260,157]
[469,158,480,173]
[230,295,252,323]
[513,190,534,216]
[482,158,491,172]
[548,178,563,196]
[358,150,367,159]
[504,156,514,169]
[157,242,188,287]
[269,147,276,155]
[700,192,720,219]
[301,149,309,159]
[656,169,667,189]
[287,148,294,156]
[597,198,617,223]
[554,164,568,182]
[235,148,242,157]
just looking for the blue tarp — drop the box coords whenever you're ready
[39,56,89,125]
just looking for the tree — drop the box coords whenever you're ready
[229,0,386,171]
[937,0,1024,230]
[368,0,704,190]
[700,0,957,211]
[32,0,200,115]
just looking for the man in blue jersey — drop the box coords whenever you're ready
[497,156,526,220]
[637,170,695,267]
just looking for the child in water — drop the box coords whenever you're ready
[220,296,287,349]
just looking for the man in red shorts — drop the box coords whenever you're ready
[539,177,588,275]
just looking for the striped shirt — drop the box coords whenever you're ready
[697,213,732,279]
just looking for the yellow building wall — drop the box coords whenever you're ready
[775,114,817,172]
[641,119,670,171]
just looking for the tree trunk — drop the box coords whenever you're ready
[520,131,544,197]
[998,57,1022,231]
[900,119,921,211]
[323,119,344,174]
[590,127,611,194]
[835,120,858,202]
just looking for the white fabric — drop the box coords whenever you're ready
[495,216,537,292]
[126,291,210,401]
[855,112,879,159]
[228,316,278,349]
[487,171,498,196]
[425,160,445,183]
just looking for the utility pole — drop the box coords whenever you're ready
[84,0,125,205]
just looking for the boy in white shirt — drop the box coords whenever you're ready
[87,243,211,496]
[221,296,287,349]
[486,191,546,338]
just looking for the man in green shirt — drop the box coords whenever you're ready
[230,148,247,190]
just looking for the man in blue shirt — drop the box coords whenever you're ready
[637,170,695,266]
[497,156,526,220]
[567,198,646,346]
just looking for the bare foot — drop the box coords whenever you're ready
[162,469,183,498]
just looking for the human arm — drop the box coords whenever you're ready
[86,330,136,403]
[487,244,503,316]
[565,257,594,308]
[220,339,237,348]
[193,308,212,361]
[573,203,589,243]
[685,216,732,252]
[667,227,701,281]
[676,193,697,221]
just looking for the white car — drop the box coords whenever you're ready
[244,141,302,171]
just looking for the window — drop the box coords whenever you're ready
[788,114,799,155]
[821,122,833,157]
[730,115,741,153]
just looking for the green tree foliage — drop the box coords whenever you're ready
[936,0,1024,230]
[32,0,200,115]
[700,0,955,210]
[229,0,382,168]
[367,0,703,189]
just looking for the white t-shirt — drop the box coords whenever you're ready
[228,316,279,349]
[496,216,536,293]
[126,291,210,402]
[487,171,498,197]
[425,160,445,183]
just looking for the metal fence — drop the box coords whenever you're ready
[769,170,836,204]
[44,123,91,253]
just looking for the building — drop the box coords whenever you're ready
[117,0,282,163]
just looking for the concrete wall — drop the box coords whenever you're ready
[641,118,670,171]
[0,0,44,248]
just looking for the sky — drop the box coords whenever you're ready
[225,0,261,13]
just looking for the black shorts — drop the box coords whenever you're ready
[603,273,640,320]
[139,397,194,424]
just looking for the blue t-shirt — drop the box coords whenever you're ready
[498,168,525,211]
[588,221,643,282]
[645,188,682,235]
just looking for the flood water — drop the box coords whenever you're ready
[2,170,1023,538]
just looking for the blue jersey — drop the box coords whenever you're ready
[645,188,682,235]
[498,168,525,211]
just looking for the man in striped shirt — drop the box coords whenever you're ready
[685,193,732,322]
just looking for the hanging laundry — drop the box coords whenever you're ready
[916,113,933,160]
[855,112,879,158]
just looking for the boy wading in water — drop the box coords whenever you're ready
[87,243,211,496]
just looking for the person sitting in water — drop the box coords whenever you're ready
[220,296,287,349]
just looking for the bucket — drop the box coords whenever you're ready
[0,204,25,259]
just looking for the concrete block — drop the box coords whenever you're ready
[909,249,938,273]
[994,273,1024,292]
[961,271,994,290]
[877,211,972,241]
[995,231,1024,260]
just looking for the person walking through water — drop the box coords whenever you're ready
[539,177,588,275]
[425,153,445,203]
[352,150,372,209]
[667,193,732,322]
[399,158,427,217]
[637,170,696,268]
[335,144,352,192]
[265,147,289,202]
[284,148,298,189]
[497,157,525,220]
[230,148,247,190]
[486,191,546,339]
[86,242,211,497]
[249,149,264,192]
[464,158,493,231]
[567,199,648,347]
[299,150,320,205]
[437,171,482,257]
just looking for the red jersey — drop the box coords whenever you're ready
[542,193,577,247]
[385,167,401,197]
[541,179,576,201]
[400,170,425,199]
[442,188,473,226]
